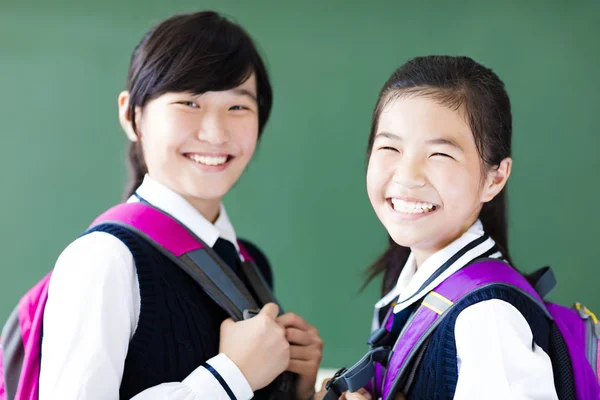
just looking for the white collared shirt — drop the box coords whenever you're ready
[373,221,559,399]
[40,175,254,400]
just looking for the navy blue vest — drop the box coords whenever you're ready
[386,286,552,399]
[88,224,276,399]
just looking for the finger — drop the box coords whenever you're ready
[320,378,331,391]
[313,389,327,400]
[276,312,312,330]
[286,327,312,345]
[289,344,321,361]
[345,393,367,400]
[258,302,279,319]
[357,388,372,399]
[220,318,235,329]
[287,358,319,376]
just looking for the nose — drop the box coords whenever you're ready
[392,155,426,188]
[197,111,229,145]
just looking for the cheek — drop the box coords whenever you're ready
[430,163,482,206]
[235,128,258,159]
[231,116,259,155]
[242,136,257,159]
[366,156,387,202]
[142,113,188,149]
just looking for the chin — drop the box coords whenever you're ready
[387,227,430,249]
[189,188,229,201]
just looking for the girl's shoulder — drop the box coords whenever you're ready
[51,230,136,291]
[451,287,551,355]
[455,298,536,340]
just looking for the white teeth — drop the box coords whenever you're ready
[188,154,228,166]
[391,198,436,214]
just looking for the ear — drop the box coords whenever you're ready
[118,91,141,142]
[481,157,512,203]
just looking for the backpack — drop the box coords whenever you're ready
[324,258,600,400]
[0,202,293,399]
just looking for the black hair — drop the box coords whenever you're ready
[365,56,512,295]
[123,11,273,198]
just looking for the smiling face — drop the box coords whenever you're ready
[119,74,259,220]
[367,95,504,265]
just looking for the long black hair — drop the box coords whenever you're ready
[365,56,513,295]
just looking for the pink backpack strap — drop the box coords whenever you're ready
[91,203,280,321]
[237,242,254,263]
[91,203,260,321]
[1,272,53,400]
[91,203,204,257]
[0,345,4,400]
[0,202,279,400]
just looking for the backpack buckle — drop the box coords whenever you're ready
[324,346,392,396]
[576,303,599,323]
[368,327,396,348]
[242,308,261,320]
[325,367,347,394]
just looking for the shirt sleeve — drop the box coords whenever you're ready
[132,354,253,399]
[453,299,559,400]
[39,231,254,400]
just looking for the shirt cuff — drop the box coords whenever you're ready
[183,353,254,400]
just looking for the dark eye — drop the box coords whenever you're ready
[229,105,248,111]
[179,101,199,108]
[380,146,398,152]
[431,152,453,159]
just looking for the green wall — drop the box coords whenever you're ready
[1,0,598,368]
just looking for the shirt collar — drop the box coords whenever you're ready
[127,174,240,252]
[374,220,491,310]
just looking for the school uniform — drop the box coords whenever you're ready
[40,175,275,399]
[373,221,559,399]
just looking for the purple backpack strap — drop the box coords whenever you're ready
[327,258,599,400]
[381,259,545,399]
[572,302,600,382]
[545,302,600,399]
[323,259,543,400]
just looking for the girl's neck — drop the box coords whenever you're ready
[411,219,480,268]
[185,195,221,224]
[412,248,435,269]
[147,174,222,224]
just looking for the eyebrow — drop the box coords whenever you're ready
[232,88,258,104]
[375,132,464,152]
[375,132,402,140]
[426,138,464,152]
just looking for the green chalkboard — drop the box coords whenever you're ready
[1,0,598,369]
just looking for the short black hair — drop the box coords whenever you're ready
[124,11,273,198]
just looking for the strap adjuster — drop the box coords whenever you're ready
[324,347,391,397]
[325,367,347,393]
[368,327,396,348]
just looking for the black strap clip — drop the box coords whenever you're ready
[322,347,391,399]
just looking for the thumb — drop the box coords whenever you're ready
[258,302,279,319]
[220,317,235,330]
[320,378,331,391]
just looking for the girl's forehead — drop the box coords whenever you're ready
[155,74,258,100]
[197,73,258,97]
[163,73,258,96]
[378,96,471,135]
